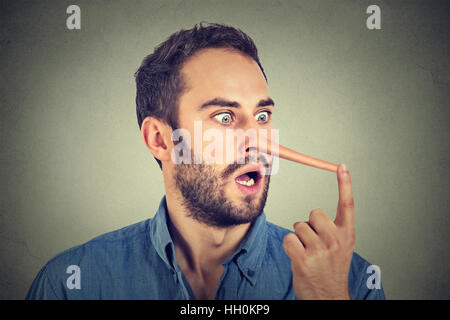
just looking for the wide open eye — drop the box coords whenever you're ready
[255,110,271,123]
[213,112,233,125]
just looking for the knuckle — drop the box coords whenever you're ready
[308,249,327,263]
[344,228,355,247]
[309,208,323,218]
[283,233,295,248]
[347,233,355,248]
[294,222,308,232]
[328,238,341,252]
[343,198,355,209]
[309,209,325,224]
[301,253,314,266]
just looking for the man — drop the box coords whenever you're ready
[26,22,385,299]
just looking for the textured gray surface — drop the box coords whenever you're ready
[0,0,449,299]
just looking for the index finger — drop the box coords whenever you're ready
[334,163,354,230]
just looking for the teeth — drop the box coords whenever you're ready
[236,178,255,186]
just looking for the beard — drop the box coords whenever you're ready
[173,159,271,228]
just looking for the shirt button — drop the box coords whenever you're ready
[247,269,255,277]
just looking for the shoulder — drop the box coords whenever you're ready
[50,218,151,266]
[262,221,293,268]
[26,218,153,299]
[264,221,292,258]
[266,220,292,242]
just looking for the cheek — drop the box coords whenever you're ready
[214,164,228,178]
[194,126,231,164]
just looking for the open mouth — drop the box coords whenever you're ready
[234,167,263,195]
[235,171,260,186]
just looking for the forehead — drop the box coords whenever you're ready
[180,48,268,101]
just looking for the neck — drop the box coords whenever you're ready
[165,191,250,274]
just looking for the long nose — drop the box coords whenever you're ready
[237,120,339,173]
[256,138,339,173]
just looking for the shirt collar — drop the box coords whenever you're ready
[149,196,178,272]
[224,208,268,286]
[149,195,268,286]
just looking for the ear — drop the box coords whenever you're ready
[140,116,172,163]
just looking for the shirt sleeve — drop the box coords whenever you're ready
[349,252,386,300]
[25,264,62,300]
[360,282,386,300]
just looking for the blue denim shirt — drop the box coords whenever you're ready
[26,196,385,300]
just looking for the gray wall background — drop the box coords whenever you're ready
[1,0,449,299]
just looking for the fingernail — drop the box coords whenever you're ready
[340,163,349,174]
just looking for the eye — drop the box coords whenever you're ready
[213,112,233,125]
[255,110,271,123]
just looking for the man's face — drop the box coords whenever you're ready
[172,48,275,227]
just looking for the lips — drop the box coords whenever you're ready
[234,164,263,195]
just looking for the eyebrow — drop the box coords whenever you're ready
[198,97,275,110]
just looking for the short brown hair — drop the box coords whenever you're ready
[135,22,267,168]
